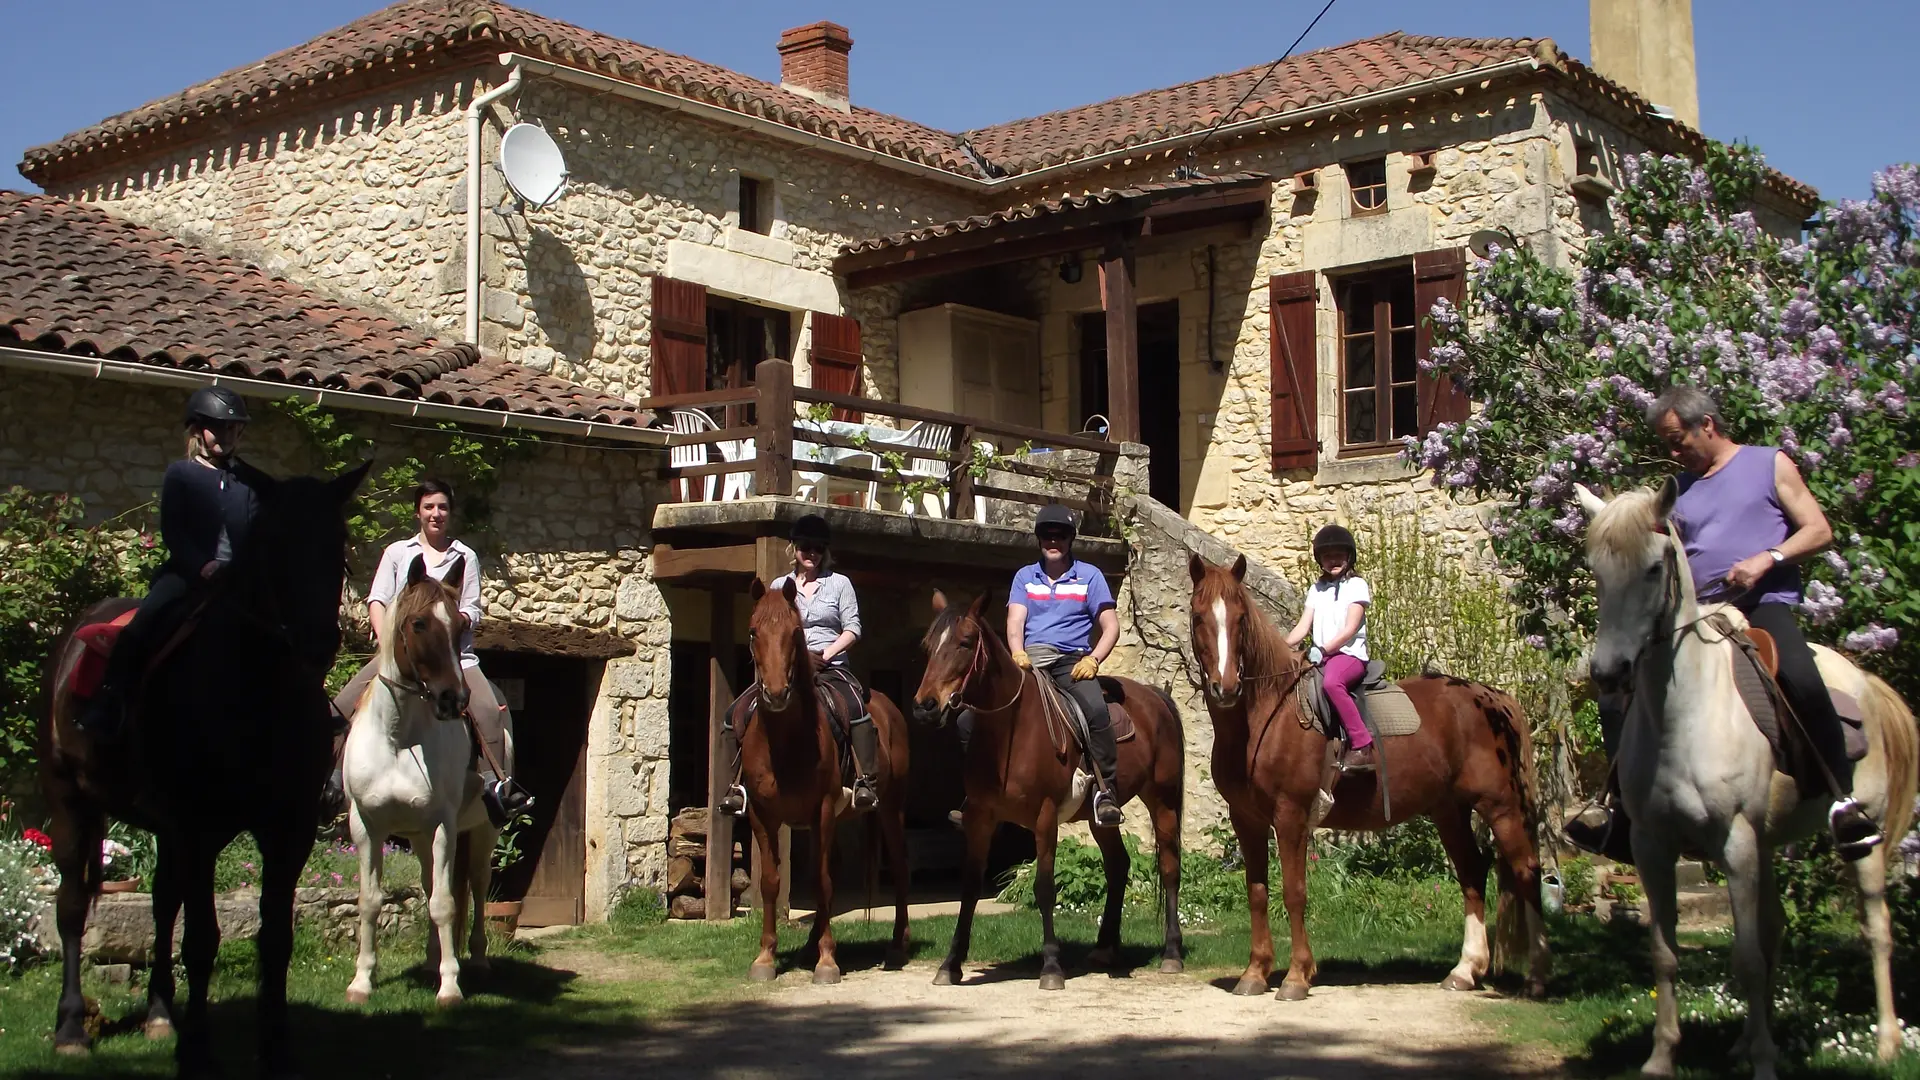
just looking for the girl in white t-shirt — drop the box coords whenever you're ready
[1284,525,1375,772]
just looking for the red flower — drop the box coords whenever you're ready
[22,828,52,851]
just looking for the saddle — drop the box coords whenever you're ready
[1035,675,1137,752]
[1720,621,1868,795]
[729,666,870,789]
[1298,660,1423,741]
[67,600,203,704]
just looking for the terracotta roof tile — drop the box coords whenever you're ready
[0,191,645,426]
[839,172,1272,256]
[965,33,1548,174]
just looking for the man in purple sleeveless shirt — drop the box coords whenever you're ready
[1566,386,1880,861]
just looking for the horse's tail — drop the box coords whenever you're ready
[1488,685,1536,977]
[1865,672,1918,856]
[1154,685,1186,818]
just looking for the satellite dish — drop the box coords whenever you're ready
[499,123,568,208]
[1468,227,1521,260]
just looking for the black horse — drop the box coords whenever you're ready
[40,462,369,1077]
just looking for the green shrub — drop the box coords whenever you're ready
[610,888,668,932]
[1558,854,1596,907]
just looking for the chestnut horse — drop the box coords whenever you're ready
[739,576,912,983]
[912,590,1186,990]
[1188,553,1549,1001]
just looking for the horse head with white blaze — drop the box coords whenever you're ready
[1575,478,1693,694]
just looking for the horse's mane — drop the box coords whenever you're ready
[1587,487,1664,572]
[1194,566,1293,682]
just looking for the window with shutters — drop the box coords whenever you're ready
[1336,267,1420,450]
[706,296,791,394]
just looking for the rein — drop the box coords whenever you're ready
[958,627,1028,715]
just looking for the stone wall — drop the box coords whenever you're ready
[33,886,426,964]
[0,370,671,915]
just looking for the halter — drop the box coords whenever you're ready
[955,620,1028,715]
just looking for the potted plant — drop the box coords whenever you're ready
[483,813,531,932]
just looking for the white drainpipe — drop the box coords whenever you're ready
[466,64,525,344]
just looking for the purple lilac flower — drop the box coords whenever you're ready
[1874,383,1908,414]
[1871,164,1920,215]
[1824,550,1852,578]
[1800,581,1845,625]
[1897,451,1920,469]
[1428,296,1463,330]
[1423,340,1466,374]
[1683,167,1713,205]
[1851,472,1874,498]
[1841,625,1901,654]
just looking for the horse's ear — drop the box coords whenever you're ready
[966,592,986,621]
[330,458,374,503]
[407,553,430,587]
[1187,552,1207,585]
[931,590,948,616]
[441,554,465,594]
[1656,475,1679,520]
[751,578,767,603]
[1231,553,1247,581]
[780,577,798,605]
[1574,483,1608,519]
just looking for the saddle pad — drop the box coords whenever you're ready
[1357,685,1422,738]
[68,609,137,699]
[1730,642,1868,772]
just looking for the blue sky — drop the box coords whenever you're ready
[2,1,1913,201]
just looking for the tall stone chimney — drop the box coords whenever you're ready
[778,22,853,113]
[1590,0,1699,130]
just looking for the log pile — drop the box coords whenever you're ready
[665,808,747,919]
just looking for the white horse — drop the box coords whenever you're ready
[341,554,506,1007]
[1576,480,1917,1078]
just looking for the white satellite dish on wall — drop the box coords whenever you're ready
[499,123,569,208]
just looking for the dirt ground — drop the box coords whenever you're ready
[516,950,1565,1079]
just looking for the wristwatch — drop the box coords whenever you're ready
[1767,548,1785,564]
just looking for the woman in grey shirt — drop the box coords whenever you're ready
[721,514,879,812]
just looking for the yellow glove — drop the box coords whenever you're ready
[1011,649,1032,670]
[1072,655,1100,681]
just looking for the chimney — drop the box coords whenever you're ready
[778,22,853,113]
[1590,0,1700,130]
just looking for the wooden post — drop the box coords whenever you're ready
[1101,244,1140,444]
[945,422,977,521]
[754,359,795,497]
[703,587,736,921]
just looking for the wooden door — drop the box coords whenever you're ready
[479,651,593,926]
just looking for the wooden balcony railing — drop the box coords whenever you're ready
[633,359,1122,533]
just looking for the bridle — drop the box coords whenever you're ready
[376,597,463,718]
[951,619,1027,716]
[1192,588,1313,762]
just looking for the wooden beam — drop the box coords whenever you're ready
[1101,243,1140,444]
[704,588,736,923]
[754,535,790,587]
[649,543,757,582]
[754,359,795,497]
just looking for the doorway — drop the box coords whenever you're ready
[1077,301,1183,508]
[479,650,598,927]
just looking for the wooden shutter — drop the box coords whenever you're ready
[649,275,707,397]
[808,311,863,422]
[1413,247,1470,431]
[1269,271,1320,472]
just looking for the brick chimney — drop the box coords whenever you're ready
[778,22,853,113]
[1590,0,1700,130]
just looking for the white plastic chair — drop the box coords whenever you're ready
[897,421,954,517]
[803,449,879,509]
[670,409,717,502]
[717,436,755,500]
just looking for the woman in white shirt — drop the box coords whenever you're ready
[1284,525,1376,772]
[324,480,531,826]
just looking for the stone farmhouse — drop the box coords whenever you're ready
[4,0,1814,924]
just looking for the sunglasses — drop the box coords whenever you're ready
[795,542,826,554]
[1037,530,1073,544]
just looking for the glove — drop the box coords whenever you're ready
[1011,650,1032,670]
[1072,656,1100,681]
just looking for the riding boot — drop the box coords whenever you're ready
[479,773,534,829]
[318,725,349,835]
[848,714,879,811]
[1087,719,1123,828]
[717,717,747,816]
[1563,780,1635,865]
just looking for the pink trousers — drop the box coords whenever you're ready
[1322,652,1372,749]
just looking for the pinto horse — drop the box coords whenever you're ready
[1187,553,1549,1001]
[912,590,1186,990]
[40,462,368,1076]
[739,576,912,983]
[343,553,506,1008]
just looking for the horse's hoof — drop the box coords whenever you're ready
[143,1016,175,1040]
[932,966,959,986]
[812,965,842,986]
[435,990,463,1009]
[1525,978,1549,1000]
[749,963,778,983]
[1441,973,1477,992]
[53,1040,91,1057]
[344,987,370,1006]
[1158,957,1185,975]
[1231,974,1268,996]
[1275,981,1310,1002]
[884,948,909,971]
[1086,947,1118,968]
[1039,971,1067,991]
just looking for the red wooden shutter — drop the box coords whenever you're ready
[808,311,863,422]
[1414,247,1470,431]
[649,275,708,397]
[1269,271,1320,472]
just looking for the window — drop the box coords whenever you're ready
[1337,268,1419,449]
[737,175,770,234]
[1575,138,1602,178]
[1346,158,1387,214]
[706,296,791,426]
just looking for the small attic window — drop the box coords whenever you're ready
[738,175,771,234]
[1347,158,1387,215]
[1576,139,1602,177]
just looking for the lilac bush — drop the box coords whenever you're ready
[1408,144,1919,693]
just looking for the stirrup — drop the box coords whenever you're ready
[1830,798,1883,861]
[852,777,879,810]
[1091,790,1124,826]
[719,783,748,816]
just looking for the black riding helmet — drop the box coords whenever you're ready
[790,513,831,548]
[184,386,251,427]
[1034,503,1078,540]
[1311,524,1358,566]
